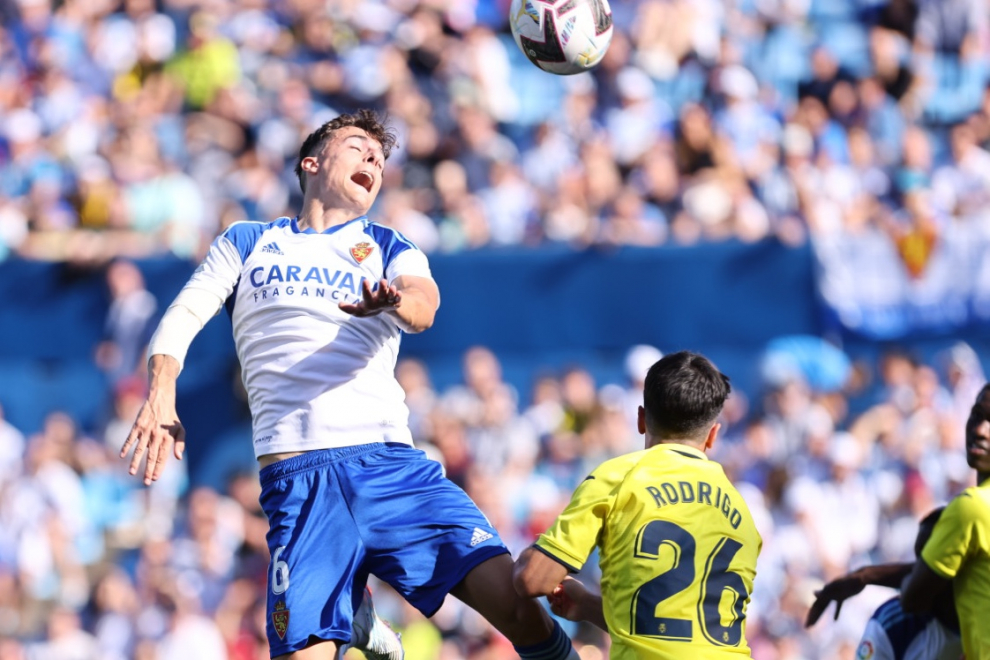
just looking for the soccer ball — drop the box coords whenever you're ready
[508,0,614,76]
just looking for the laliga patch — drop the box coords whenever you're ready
[350,242,374,264]
[272,600,290,640]
[856,640,874,660]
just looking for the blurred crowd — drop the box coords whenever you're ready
[4,0,990,659]
[0,331,987,660]
[1,0,989,264]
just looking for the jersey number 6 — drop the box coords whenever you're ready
[271,545,290,595]
[631,520,748,646]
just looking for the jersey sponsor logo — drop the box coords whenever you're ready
[470,527,494,546]
[350,242,374,264]
[272,600,289,640]
[856,640,874,660]
[247,265,375,305]
[261,242,284,255]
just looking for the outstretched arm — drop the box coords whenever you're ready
[514,546,571,599]
[549,577,608,632]
[339,275,439,333]
[119,288,221,485]
[805,562,914,627]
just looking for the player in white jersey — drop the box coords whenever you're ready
[119,110,581,660]
[805,508,961,660]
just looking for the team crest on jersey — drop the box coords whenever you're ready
[272,600,289,640]
[856,640,874,660]
[350,242,374,264]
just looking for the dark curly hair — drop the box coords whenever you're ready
[294,109,397,193]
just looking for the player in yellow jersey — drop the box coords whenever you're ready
[513,351,762,659]
[901,382,990,660]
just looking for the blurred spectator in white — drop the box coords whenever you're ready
[604,66,671,167]
[478,160,538,246]
[620,344,663,429]
[597,184,666,246]
[937,342,986,429]
[375,190,440,254]
[24,606,99,660]
[522,374,566,441]
[88,569,140,660]
[931,121,990,220]
[913,0,988,57]
[155,586,227,660]
[0,403,25,485]
[395,358,439,443]
[170,488,243,614]
[442,346,517,428]
[714,64,780,176]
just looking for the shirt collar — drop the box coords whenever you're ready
[651,443,709,461]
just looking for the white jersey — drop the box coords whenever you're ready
[857,598,962,660]
[184,216,435,457]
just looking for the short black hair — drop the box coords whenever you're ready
[643,351,731,438]
[294,109,397,193]
[914,506,945,557]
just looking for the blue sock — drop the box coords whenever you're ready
[514,619,577,660]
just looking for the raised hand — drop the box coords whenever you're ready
[119,357,185,486]
[339,278,401,318]
[805,573,866,627]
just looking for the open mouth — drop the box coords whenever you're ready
[351,171,374,193]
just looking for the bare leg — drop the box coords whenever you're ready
[449,553,556,646]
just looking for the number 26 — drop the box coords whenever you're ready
[631,521,748,646]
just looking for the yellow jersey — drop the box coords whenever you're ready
[922,477,990,660]
[536,443,762,659]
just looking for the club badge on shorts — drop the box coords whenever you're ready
[272,600,290,640]
[350,242,374,264]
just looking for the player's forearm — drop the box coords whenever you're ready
[388,275,438,333]
[513,547,569,598]
[147,354,181,396]
[576,592,608,632]
[146,288,221,370]
[392,292,435,333]
[855,563,914,589]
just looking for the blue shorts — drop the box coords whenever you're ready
[258,442,509,656]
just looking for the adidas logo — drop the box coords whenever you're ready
[261,242,283,255]
[470,527,494,547]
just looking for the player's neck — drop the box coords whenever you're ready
[297,198,366,233]
[980,471,989,485]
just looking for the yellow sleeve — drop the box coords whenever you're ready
[922,491,978,579]
[535,455,633,571]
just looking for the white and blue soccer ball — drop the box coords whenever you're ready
[508,0,614,76]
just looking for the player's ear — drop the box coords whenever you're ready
[301,156,319,175]
[637,406,646,434]
[704,422,720,452]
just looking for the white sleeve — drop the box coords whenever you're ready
[385,248,433,283]
[146,233,241,370]
[146,295,214,372]
[184,233,244,301]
